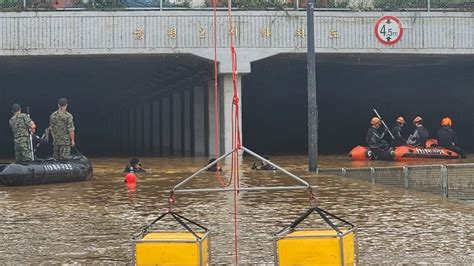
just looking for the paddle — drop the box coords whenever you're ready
[373,108,395,140]
[72,146,83,156]
[26,107,35,161]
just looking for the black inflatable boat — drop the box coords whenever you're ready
[0,155,93,186]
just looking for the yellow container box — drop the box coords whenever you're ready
[275,228,356,266]
[135,231,209,266]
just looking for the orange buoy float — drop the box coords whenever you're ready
[125,169,137,184]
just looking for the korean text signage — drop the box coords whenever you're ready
[374,16,404,45]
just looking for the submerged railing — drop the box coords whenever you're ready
[318,163,474,200]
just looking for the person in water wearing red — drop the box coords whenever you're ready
[407,116,429,147]
[124,158,146,173]
[437,117,467,158]
[391,116,407,147]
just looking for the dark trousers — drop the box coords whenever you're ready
[446,146,467,158]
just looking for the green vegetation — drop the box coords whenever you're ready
[374,0,427,9]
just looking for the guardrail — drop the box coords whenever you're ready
[318,163,474,200]
[0,0,472,11]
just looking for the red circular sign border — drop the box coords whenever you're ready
[374,16,404,46]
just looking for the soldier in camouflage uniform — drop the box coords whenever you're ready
[9,103,36,162]
[49,98,75,160]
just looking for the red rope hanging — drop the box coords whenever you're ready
[226,1,241,264]
[212,0,241,262]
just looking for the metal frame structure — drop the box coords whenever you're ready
[172,146,316,194]
[164,145,320,264]
[273,228,357,266]
[272,206,357,266]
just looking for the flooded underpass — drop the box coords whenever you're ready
[1,54,473,157]
[1,156,473,264]
[0,53,473,264]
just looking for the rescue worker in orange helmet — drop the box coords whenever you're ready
[366,117,389,150]
[407,116,429,147]
[391,116,407,147]
[437,117,467,158]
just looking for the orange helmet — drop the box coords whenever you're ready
[371,117,381,125]
[441,117,452,126]
[396,116,406,124]
[413,116,423,124]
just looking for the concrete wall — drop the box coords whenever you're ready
[172,92,182,156]
[194,86,206,156]
[152,99,161,156]
[183,90,192,156]
[143,102,152,155]
[0,11,472,59]
[162,96,171,156]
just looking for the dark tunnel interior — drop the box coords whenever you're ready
[243,53,474,155]
[0,53,473,158]
[0,55,213,158]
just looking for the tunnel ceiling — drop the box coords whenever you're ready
[2,54,213,112]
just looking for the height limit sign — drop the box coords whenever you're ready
[374,16,404,45]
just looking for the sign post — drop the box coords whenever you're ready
[307,0,318,172]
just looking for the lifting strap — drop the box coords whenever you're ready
[133,211,208,240]
[275,207,355,237]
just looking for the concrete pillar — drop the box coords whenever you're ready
[113,112,119,154]
[109,117,114,152]
[143,102,152,155]
[183,89,192,156]
[152,99,161,156]
[109,113,114,153]
[220,74,242,153]
[122,109,128,153]
[102,115,108,152]
[129,107,136,154]
[193,86,206,156]
[208,79,218,157]
[136,105,143,154]
[162,96,171,156]
[172,92,182,156]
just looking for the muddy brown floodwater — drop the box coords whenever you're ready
[1,155,473,264]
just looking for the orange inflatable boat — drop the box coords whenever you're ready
[349,139,462,161]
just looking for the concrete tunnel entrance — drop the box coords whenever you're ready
[0,53,473,159]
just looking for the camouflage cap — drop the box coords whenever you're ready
[11,103,21,113]
[58,98,68,107]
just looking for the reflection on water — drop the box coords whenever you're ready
[0,156,473,264]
